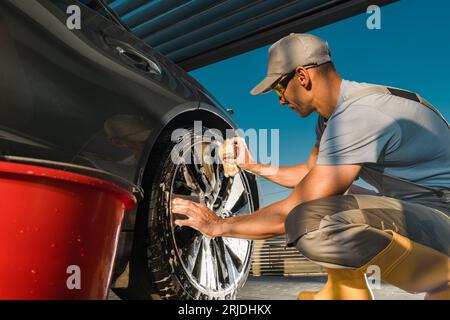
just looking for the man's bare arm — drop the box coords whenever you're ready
[216,196,300,239]
[172,163,362,240]
[170,197,292,240]
[244,146,318,188]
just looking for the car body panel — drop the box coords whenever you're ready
[0,0,200,186]
[0,0,260,289]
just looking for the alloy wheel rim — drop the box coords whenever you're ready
[169,136,253,298]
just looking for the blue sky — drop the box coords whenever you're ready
[189,0,450,206]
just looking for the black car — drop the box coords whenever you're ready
[0,0,260,299]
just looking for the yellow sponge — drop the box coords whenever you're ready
[218,140,241,177]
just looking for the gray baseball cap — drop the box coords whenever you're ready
[250,33,332,96]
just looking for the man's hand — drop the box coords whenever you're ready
[221,137,256,171]
[171,198,223,238]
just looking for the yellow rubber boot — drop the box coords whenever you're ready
[297,268,374,300]
[425,282,450,300]
[358,231,450,300]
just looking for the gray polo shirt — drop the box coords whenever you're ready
[315,79,450,192]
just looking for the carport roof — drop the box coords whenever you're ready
[101,0,397,71]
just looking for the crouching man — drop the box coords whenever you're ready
[172,34,450,300]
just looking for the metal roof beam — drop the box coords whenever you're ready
[111,0,153,16]
[132,0,225,39]
[178,0,397,70]
[160,0,323,58]
[142,0,264,46]
[143,0,287,48]
[123,0,189,29]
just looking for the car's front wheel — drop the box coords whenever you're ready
[124,125,258,300]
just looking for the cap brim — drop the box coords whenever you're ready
[250,74,280,96]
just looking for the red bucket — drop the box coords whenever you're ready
[0,161,137,299]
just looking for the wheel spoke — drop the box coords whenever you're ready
[221,175,250,216]
[180,164,199,192]
[191,236,204,281]
[183,162,206,194]
[222,240,237,286]
[213,238,231,286]
[192,143,218,195]
[231,198,250,216]
[209,238,221,290]
[199,143,217,195]
[201,237,219,290]
[223,177,244,210]
[176,232,201,273]
[223,237,249,273]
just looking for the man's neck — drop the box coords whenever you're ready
[314,76,342,119]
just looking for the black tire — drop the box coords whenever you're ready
[124,125,259,300]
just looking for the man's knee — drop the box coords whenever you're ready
[284,195,392,268]
[292,223,390,268]
[284,194,359,246]
[289,213,362,265]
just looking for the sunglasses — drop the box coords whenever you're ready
[272,70,296,99]
[271,64,320,99]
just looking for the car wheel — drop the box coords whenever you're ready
[124,126,258,300]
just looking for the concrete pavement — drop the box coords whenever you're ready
[237,275,425,300]
[109,275,425,300]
